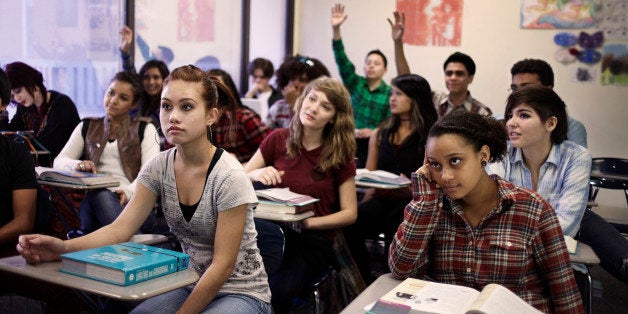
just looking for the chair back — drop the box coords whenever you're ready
[254,218,285,276]
[590,158,628,190]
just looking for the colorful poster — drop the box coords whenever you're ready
[601,43,628,86]
[520,0,601,29]
[599,0,628,41]
[397,0,463,47]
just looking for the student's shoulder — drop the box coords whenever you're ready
[560,140,592,160]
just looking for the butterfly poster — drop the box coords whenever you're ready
[521,0,602,29]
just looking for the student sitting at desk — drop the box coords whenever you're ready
[206,69,270,163]
[17,65,272,313]
[0,61,80,160]
[486,86,628,284]
[344,74,438,283]
[245,77,358,313]
[54,72,160,234]
[389,110,583,313]
[0,68,38,257]
[265,55,330,129]
[244,58,283,111]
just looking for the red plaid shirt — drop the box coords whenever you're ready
[389,173,583,313]
[213,107,270,163]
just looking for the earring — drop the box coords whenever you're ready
[208,124,213,144]
[481,160,487,167]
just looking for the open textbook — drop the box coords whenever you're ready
[366,278,542,314]
[356,169,411,187]
[35,166,119,187]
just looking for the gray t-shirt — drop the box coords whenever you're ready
[138,148,270,302]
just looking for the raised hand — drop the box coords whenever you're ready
[331,3,348,29]
[119,25,133,53]
[387,11,406,43]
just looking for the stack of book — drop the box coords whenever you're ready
[355,169,411,189]
[60,242,190,286]
[366,278,542,314]
[35,166,119,188]
[254,188,318,220]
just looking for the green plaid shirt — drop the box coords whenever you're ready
[333,39,390,129]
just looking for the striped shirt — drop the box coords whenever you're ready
[389,173,583,313]
[486,141,592,237]
[433,90,492,118]
[332,39,391,129]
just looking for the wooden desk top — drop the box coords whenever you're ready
[341,273,401,313]
[0,255,199,301]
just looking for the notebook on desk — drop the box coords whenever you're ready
[241,98,266,119]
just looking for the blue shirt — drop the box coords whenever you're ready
[486,141,591,237]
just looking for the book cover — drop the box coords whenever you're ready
[368,278,542,314]
[255,199,314,214]
[255,188,319,206]
[60,243,189,286]
[117,242,190,270]
[356,169,411,187]
[35,166,119,186]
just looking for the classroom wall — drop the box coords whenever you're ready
[293,0,628,208]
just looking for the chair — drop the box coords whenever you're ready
[254,218,285,277]
[570,243,600,314]
[589,157,628,206]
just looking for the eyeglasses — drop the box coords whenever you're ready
[297,57,315,67]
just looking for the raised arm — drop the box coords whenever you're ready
[119,25,137,74]
[388,11,411,76]
[178,204,248,313]
[331,3,348,41]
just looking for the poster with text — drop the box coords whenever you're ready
[397,0,463,47]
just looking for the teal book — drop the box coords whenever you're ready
[60,242,190,286]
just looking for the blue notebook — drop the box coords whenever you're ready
[60,242,190,286]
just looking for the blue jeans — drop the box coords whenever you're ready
[79,189,156,234]
[577,210,628,283]
[130,287,271,314]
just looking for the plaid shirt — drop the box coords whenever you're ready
[332,39,391,129]
[213,107,270,163]
[433,90,492,118]
[389,173,583,313]
[265,99,291,130]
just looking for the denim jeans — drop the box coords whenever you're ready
[79,188,156,234]
[130,287,271,314]
[577,210,628,283]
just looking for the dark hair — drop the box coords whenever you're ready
[505,86,567,144]
[0,68,10,105]
[110,71,142,104]
[510,59,554,87]
[139,60,170,81]
[164,65,237,141]
[4,61,47,104]
[206,69,244,109]
[366,49,388,68]
[443,52,476,76]
[248,58,275,78]
[385,74,438,144]
[275,55,330,90]
[429,110,508,163]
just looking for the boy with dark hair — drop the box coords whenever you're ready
[389,11,491,118]
[510,58,587,147]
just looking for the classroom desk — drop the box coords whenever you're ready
[253,210,315,222]
[342,247,598,313]
[341,273,400,313]
[355,180,409,190]
[0,255,199,301]
[37,179,120,190]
